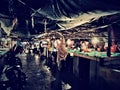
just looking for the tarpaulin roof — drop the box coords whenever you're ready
[19,0,120,31]
[0,0,120,37]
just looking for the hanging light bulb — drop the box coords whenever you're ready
[31,16,34,28]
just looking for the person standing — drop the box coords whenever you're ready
[0,23,7,37]
[0,23,7,47]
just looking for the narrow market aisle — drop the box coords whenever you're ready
[19,53,52,90]
[18,52,120,90]
[18,53,80,90]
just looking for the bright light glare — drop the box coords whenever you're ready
[66,39,72,45]
[46,38,50,42]
[91,37,99,44]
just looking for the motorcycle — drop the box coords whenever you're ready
[0,45,27,90]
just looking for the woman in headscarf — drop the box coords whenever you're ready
[55,37,68,72]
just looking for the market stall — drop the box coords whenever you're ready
[67,49,120,89]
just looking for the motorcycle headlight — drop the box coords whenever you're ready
[16,65,21,68]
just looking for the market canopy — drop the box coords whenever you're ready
[0,0,120,37]
[26,0,120,31]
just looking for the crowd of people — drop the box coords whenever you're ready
[1,35,120,90]
[16,37,120,72]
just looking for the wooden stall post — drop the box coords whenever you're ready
[107,26,112,57]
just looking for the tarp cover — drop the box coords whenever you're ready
[21,0,120,30]
[0,0,120,37]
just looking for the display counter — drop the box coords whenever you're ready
[67,49,120,61]
[67,49,120,90]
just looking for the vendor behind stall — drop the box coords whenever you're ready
[111,41,120,53]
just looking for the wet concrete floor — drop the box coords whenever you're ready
[19,53,120,90]
[1,52,119,90]
[19,53,77,90]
